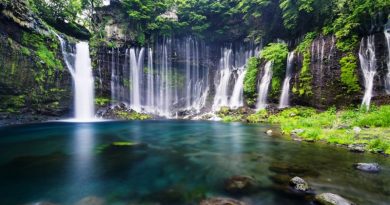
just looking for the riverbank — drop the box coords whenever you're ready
[217,105,390,155]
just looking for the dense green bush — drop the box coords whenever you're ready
[243,57,259,106]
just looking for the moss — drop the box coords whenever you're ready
[95,98,111,106]
[293,32,316,96]
[247,109,268,123]
[112,141,139,146]
[0,95,26,113]
[340,53,360,93]
[115,110,152,120]
[244,57,259,106]
[222,115,243,122]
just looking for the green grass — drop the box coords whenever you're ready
[268,106,390,154]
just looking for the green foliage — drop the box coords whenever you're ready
[247,109,268,123]
[339,53,360,93]
[243,57,259,106]
[293,32,316,96]
[354,106,390,127]
[95,98,110,106]
[0,95,26,113]
[115,110,152,120]
[260,43,289,96]
[222,115,243,122]
[267,106,390,154]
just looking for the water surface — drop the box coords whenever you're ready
[0,121,389,204]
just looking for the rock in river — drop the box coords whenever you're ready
[224,175,257,194]
[75,196,106,205]
[353,163,381,173]
[200,197,247,205]
[315,193,355,205]
[347,144,366,153]
[289,176,310,192]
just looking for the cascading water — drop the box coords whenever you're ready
[359,35,377,110]
[129,48,145,112]
[57,35,95,121]
[74,42,95,120]
[256,61,273,110]
[230,69,247,108]
[384,21,390,95]
[279,52,294,108]
[213,44,260,110]
[213,48,233,110]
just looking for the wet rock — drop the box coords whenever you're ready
[291,129,305,135]
[353,127,362,135]
[224,175,257,194]
[75,196,106,205]
[266,130,273,136]
[315,193,355,205]
[353,163,381,173]
[289,176,310,192]
[348,144,366,153]
[199,197,247,205]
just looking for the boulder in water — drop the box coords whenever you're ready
[347,144,366,153]
[224,175,257,194]
[353,163,380,173]
[75,196,106,205]
[25,202,59,205]
[289,176,310,192]
[266,130,273,136]
[199,197,247,205]
[315,193,355,205]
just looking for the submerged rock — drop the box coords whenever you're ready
[75,196,106,205]
[353,163,381,173]
[224,175,257,194]
[289,176,310,192]
[25,202,59,205]
[348,144,366,153]
[315,193,355,205]
[199,197,247,205]
[269,162,320,178]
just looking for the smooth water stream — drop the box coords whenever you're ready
[0,121,389,205]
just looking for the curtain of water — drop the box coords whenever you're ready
[256,61,273,110]
[359,35,377,110]
[279,52,295,108]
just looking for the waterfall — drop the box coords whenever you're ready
[359,35,377,110]
[146,48,155,110]
[230,69,247,108]
[384,22,390,94]
[279,52,294,108]
[213,48,233,110]
[74,42,95,120]
[213,44,260,111]
[256,61,273,110]
[129,48,145,112]
[56,34,95,121]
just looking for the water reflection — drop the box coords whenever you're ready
[67,123,97,199]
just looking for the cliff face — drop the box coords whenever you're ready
[289,33,390,109]
[0,0,72,119]
[92,3,390,112]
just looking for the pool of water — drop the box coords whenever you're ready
[0,120,389,205]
